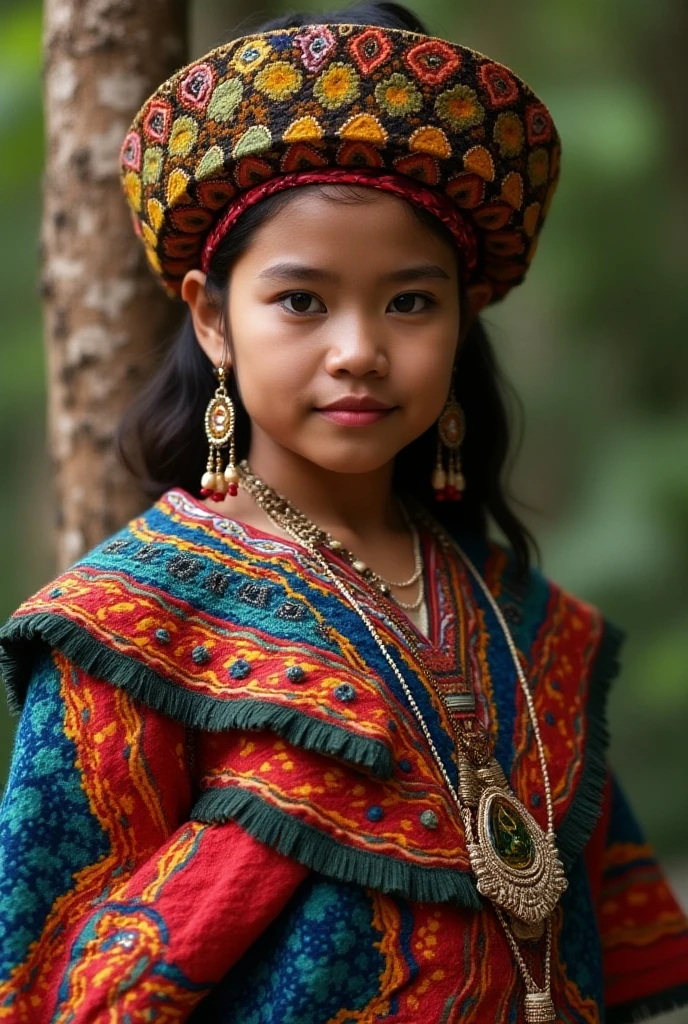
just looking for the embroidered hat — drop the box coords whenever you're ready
[120,24,561,309]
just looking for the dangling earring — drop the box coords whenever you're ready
[432,384,466,502]
[200,364,239,502]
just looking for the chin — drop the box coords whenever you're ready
[297,446,403,476]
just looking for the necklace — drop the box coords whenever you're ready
[239,460,424,609]
[239,462,566,1023]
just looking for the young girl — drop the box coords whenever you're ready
[0,3,686,1022]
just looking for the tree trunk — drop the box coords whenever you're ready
[42,0,188,570]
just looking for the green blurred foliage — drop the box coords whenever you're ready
[0,0,686,885]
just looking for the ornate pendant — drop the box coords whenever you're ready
[467,785,567,924]
[524,989,557,1022]
[205,393,234,447]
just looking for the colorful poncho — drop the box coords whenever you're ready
[0,489,686,1023]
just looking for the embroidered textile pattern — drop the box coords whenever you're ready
[0,650,110,981]
[0,489,620,903]
[2,492,688,1021]
[190,878,388,1021]
[120,25,561,306]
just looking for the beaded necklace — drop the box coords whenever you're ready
[239,461,567,1023]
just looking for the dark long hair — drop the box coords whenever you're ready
[116,1,538,576]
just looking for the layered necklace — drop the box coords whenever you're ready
[239,460,567,1023]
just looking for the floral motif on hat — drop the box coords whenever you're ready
[463,145,495,181]
[283,115,324,142]
[339,112,388,145]
[233,124,272,158]
[435,85,485,131]
[500,171,523,210]
[231,39,272,75]
[121,132,141,172]
[196,145,225,181]
[147,197,165,231]
[142,147,163,185]
[281,142,329,173]
[295,27,337,71]
[166,168,191,207]
[234,156,274,188]
[123,170,141,210]
[479,62,519,108]
[196,179,236,210]
[526,104,553,145]
[313,62,360,110]
[473,201,513,230]
[143,100,172,144]
[405,40,461,86]
[409,125,451,159]
[164,234,198,258]
[168,116,198,158]
[169,207,214,234]
[393,152,439,185]
[527,148,549,187]
[141,222,157,249]
[178,63,216,110]
[337,140,385,168]
[207,78,244,122]
[484,230,525,257]
[254,61,303,101]
[446,173,485,208]
[493,111,525,157]
[375,73,422,117]
[349,28,392,74]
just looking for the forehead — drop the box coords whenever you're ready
[240,186,458,269]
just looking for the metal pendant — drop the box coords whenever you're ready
[524,989,557,1022]
[467,785,568,924]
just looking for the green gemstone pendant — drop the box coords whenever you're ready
[467,784,568,925]
[489,797,535,870]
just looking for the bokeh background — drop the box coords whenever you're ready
[1,0,687,1009]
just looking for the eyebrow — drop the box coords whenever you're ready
[256,261,451,283]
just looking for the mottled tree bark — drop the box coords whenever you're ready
[42,0,187,569]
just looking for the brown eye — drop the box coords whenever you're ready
[390,293,427,314]
[282,292,323,314]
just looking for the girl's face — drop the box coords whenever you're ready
[187,187,464,478]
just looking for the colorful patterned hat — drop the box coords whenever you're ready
[120,24,561,308]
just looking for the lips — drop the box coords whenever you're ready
[318,396,394,412]
[316,395,396,427]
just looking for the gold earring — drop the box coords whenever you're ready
[432,384,465,502]
[200,364,239,502]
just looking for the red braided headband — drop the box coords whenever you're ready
[201,168,478,276]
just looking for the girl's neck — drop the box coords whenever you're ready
[241,442,405,541]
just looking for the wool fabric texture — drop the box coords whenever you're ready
[120,24,561,306]
[1,491,687,1020]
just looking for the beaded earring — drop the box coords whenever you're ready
[432,385,465,502]
[200,365,239,502]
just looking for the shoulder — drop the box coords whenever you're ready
[0,489,246,712]
[0,490,399,782]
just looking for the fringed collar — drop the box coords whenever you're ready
[0,488,624,904]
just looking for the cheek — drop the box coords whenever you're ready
[229,304,317,415]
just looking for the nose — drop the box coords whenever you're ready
[323,314,389,378]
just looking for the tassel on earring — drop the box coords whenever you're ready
[200,365,239,502]
[432,387,465,503]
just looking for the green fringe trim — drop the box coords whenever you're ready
[0,612,393,779]
[557,619,625,870]
[192,785,481,908]
[606,982,688,1024]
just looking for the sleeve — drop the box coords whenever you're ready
[584,770,688,1023]
[0,645,308,1023]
